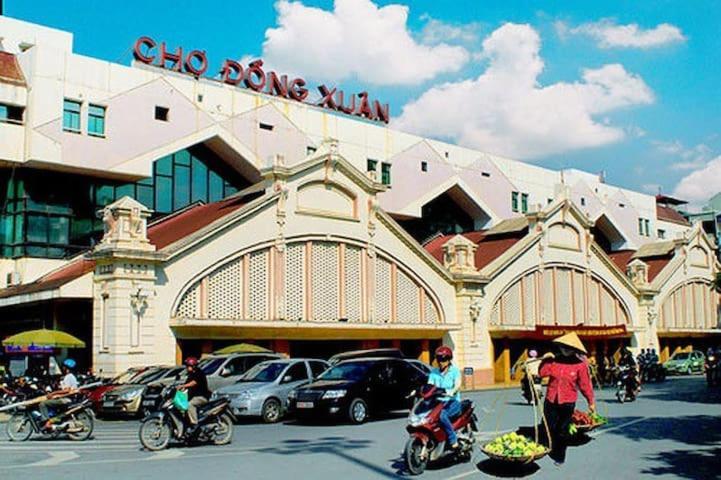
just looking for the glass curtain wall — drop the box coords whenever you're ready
[0,145,250,259]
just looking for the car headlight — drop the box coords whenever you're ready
[238,390,254,400]
[288,390,297,400]
[322,390,347,399]
[120,389,142,401]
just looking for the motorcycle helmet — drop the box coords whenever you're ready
[435,346,453,362]
[63,358,76,369]
[184,357,199,367]
[528,350,538,358]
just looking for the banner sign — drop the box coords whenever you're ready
[133,36,390,124]
[535,325,628,339]
[4,345,54,354]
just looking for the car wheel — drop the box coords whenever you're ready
[262,398,282,424]
[348,398,368,424]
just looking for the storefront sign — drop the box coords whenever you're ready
[133,36,390,124]
[535,325,628,339]
[4,345,54,354]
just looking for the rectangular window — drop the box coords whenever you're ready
[173,165,190,210]
[191,156,208,203]
[101,295,109,349]
[259,122,274,131]
[481,172,491,178]
[0,104,24,124]
[367,159,378,173]
[306,146,317,156]
[381,162,391,185]
[521,193,529,213]
[580,197,586,206]
[154,106,169,121]
[638,218,644,236]
[658,229,666,239]
[209,171,224,202]
[87,104,105,136]
[644,219,651,237]
[421,161,428,172]
[63,99,81,132]
[511,192,519,212]
[155,176,172,213]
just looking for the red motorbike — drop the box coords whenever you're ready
[403,385,478,475]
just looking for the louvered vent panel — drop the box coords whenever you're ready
[176,282,199,318]
[541,269,555,325]
[424,295,439,324]
[522,273,536,326]
[502,283,521,325]
[208,260,242,319]
[375,257,392,323]
[396,270,420,324]
[343,245,362,322]
[284,244,304,321]
[312,242,339,321]
[248,251,268,320]
[556,270,572,325]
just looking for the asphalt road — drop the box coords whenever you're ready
[0,376,719,480]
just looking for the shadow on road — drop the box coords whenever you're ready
[607,415,721,446]
[642,447,721,480]
[640,377,721,405]
[476,459,540,478]
[262,436,402,479]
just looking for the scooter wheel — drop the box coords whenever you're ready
[404,437,428,476]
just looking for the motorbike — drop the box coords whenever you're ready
[5,393,94,441]
[520,373,543,405]
[403,385,478,475]
[705,353,719,387]
[616,365,639,403]
[138,385,235,451]
[642,363,666,383]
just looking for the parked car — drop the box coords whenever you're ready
[140,366,186,415]
[663,350,706,375]
[328,348,404,365]
[407,359,432,376]
[85,367,150,411]
[213,358,329,423]
[288,358,427,424]
[199,353,283,392]
[98,366,178,417]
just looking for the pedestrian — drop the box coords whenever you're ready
[538,332,595,466]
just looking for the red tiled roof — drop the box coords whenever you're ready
[0,52,26,86]
[607,249,673,282]
[423,229,526,270]
[147,194,249,249]
[656,205,690,226]
[0,258,95,299]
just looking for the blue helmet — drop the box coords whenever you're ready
[63,358,76,369]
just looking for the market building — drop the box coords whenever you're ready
[0,17,718,382]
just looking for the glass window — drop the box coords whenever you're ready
[95,184,115,206]
[174,150,191,166]
[644,219,650,237]
[658,229,666,239]
[173,165,190,210]
[224,182,238,197]
[115,183,135,199]
[521,193,529,213]
[309,361,328,378]
[0,104,24,124]
[155,176,172,213]
[155,156,173,176]
[367,159,377,172]
[137,185,154,209]
[63,99,81,132]
[638,218,644,236]
[209,171,223,202]
[27,214,47,243]
[381,162,391,185]
[511,192,519,212]
[191,157,208,203]
[48,216,69,244]
[87,104,105,136]
[283,362,309,382]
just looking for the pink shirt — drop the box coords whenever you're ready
[539,359,595,405]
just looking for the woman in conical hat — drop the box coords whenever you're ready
[538,332,595,465]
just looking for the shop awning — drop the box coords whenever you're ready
[490,325,629,340]
[2,328,86,348]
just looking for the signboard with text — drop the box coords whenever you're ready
[133,36,390,124]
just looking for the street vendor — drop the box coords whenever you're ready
[40,358,79,430]
[539,333,595,466]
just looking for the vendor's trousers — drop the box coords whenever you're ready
[39,398,70,421]
[543,400,575,464]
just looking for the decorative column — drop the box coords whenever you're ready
[90,197,163,377]
[627,258,660,353]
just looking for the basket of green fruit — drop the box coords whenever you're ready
[482,432,549,463]
[570,410,608,434]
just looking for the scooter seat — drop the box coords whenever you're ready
[197,398,226,414]
[460,399,473,412]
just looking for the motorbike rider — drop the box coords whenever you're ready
[427,346,462,450]
[539,333,595,466]
[40,359,79,430]
[179,357,210,434]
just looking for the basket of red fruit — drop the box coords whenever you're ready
[569,410,608,434]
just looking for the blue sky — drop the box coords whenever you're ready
[6,0,720,205]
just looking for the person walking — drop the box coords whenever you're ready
[539,332,595,466]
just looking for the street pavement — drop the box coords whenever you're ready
[0,376,718,479]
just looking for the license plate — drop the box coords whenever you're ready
[103,401,114,407]
[142,400,155,406]
[296,402,314,409]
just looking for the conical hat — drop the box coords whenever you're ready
[552,332,587,354]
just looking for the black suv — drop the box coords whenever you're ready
[288,358,427,424]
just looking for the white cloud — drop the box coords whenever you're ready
[261,0,469,85]
[419,15,482,45]
[673,156,721,204]
[653,140,713,170]
[395,23,654,159]
[557,19,686,49]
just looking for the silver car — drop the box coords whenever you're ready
[213,359,329,423]
[199,353,282,392]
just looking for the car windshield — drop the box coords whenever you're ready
[672,353,689,360]
[199,358,225,375]
[319,361,373,381]
[238,362,287,383]
[137,369,167,384]
[113,369,141,384]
